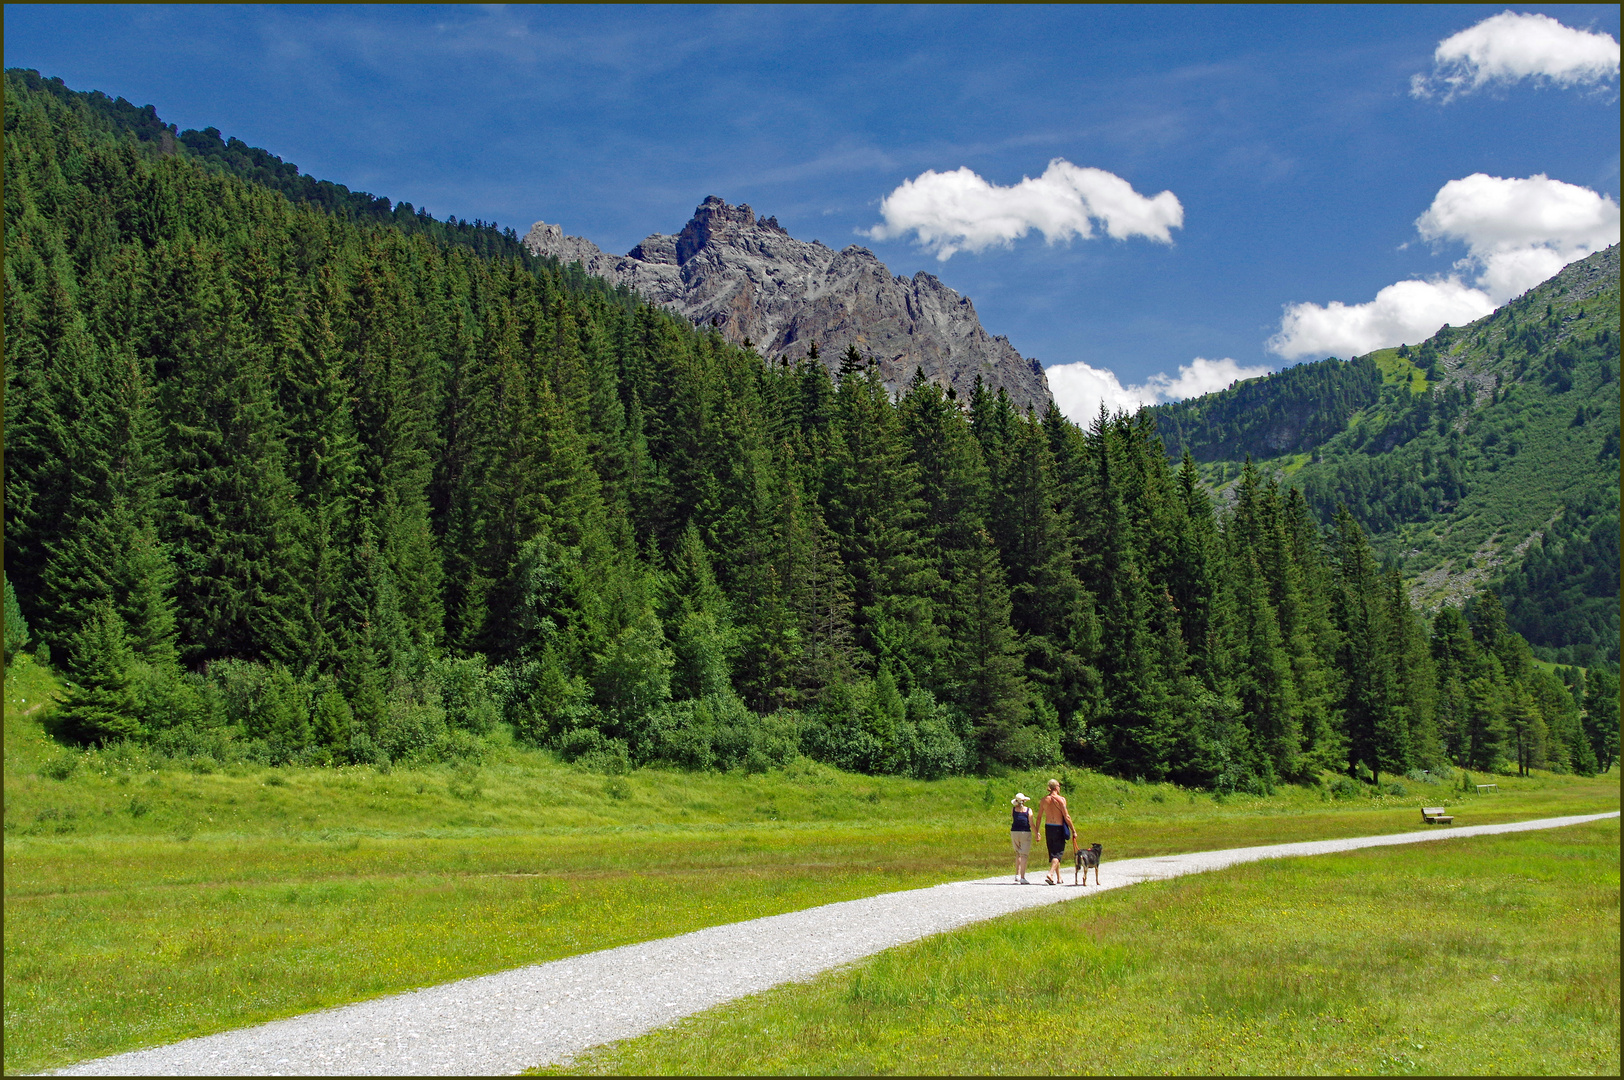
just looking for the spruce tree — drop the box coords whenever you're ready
[3,573,29,665]
[1079,410,1176,778]
[49,601,143,745]
[951,527,1030,762]
[1582,668,1620,771]
[1330,507,1404,778]
[824,359,940,687]
[1430,605,1476,762]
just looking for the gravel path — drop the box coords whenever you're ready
[53,811,1618,1076]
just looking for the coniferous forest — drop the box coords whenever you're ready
[6,71,1617,785]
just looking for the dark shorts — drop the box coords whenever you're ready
[1045,823,1069,861]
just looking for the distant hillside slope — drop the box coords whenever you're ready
[1149,245,1620,666]
[1,68,591,278]
[1151,354,1382,462]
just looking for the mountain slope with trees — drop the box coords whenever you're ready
[1148,246,1620,668]
[6,69,1614,787]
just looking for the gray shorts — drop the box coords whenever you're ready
[1011,831,1032,856]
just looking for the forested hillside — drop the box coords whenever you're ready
[1150,248,1620,668]
[5,71,1616,786]
[1152,355,1383,463]
[4,68,552,270]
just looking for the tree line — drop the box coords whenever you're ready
[6,72,1616,782]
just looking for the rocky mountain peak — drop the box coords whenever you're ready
[524,198,1051,410]
[675,195,757,264]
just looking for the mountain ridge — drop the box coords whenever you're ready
[524,197,1052,410]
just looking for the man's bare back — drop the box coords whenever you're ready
[1037,791,1069,828]
[1034,780,1075,884]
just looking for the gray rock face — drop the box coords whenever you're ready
[524,197,1051,410]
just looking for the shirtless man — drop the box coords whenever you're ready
[1034,778,1076,885]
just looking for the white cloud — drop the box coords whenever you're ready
[866,159,1182,260]
[1416,172,1621,298]
[1047,356,1270,425]
[1269,173,1619,361]
[1136,356,1275,403]
[1411,11,1620,100]
[1269,279,1497,362]
[1046,361,1149,422]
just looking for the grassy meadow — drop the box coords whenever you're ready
[5,657,1619,1074]
[541,819,1621,1076]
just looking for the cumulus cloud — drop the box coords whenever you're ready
[866,159,1183,260]
[1269,279,1497,363]
[1270,173,1619,361]
[1411,11,1620,100]
[1416,172,1621,298]
[1046,356,1271,425]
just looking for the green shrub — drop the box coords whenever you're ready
[579,744,632,775]
[446,763,482,800]
[435,727,487,764]
[4,572,30,667]
[990,725,1061,769]
[645,701,717,771]
[375,698,448,764]
[428,654,500,734]
[39,754,79,781]
[559,727,631,774]
[311,680,355,753]
[1328,776,1361,800]
[905,693,969,779]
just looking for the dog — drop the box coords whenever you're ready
[1073,842,1103,886]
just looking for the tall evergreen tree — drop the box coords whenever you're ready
[1330,507,1406,778]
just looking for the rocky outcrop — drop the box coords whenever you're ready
[524,197,1051,410]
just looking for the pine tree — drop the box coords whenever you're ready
[951,527,1030,762]
[3,572,29,665]
[900,374,993,696]
[1079,410,1176,778]
[345,239,445,653]
[664,524,737,700]
[1430,605,1476,762]
[1386,567,1440,769]
[1225,462,1301,780]
[1463,666,1511,770]
[1582,668,1620,771]
[158,240,307,667]
[1169,452,1228,689]
[49,601,143,745]
[276,263,363,673]
[1330,507,1405,779]
[824,359,940,687]
[1281,485,1341,768]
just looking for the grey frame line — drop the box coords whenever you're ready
[50,811,1620,1077]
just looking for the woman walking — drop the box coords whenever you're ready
[1010,793,1034,883]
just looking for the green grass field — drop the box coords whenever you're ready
[5,658,1619,1074]
[541,819,1620,1076]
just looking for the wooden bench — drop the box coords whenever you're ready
[1422,807,1454,824]
[1476,783,1498,793]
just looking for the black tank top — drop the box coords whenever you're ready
[1012,807,1032,831]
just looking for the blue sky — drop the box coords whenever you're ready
[4,4,1618,419]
